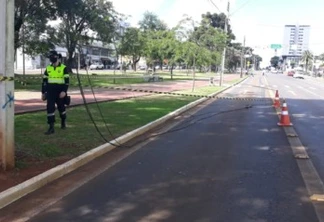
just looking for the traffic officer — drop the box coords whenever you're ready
[41,50,70,135]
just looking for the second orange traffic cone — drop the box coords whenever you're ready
[278,100,293,126]
[273,90,280,108]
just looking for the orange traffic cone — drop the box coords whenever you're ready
[273,90,280,108]
[278,100,293,126]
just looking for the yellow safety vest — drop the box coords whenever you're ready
[46,64,67,84]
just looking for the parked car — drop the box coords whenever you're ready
[89,63,104,70]
[287,71,295,76]
[138,65,147,70]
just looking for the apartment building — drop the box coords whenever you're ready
[282,25,310,57]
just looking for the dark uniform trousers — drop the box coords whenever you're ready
[46,84,66,124]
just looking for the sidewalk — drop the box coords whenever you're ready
[15,74,240,114]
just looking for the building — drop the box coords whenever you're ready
[14,20,131,71]
[282,25,310,69]
[15,42,116,71]
[282,25,310,57]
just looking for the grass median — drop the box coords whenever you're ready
[14,77,244,167]
[14,72,233,91]
[15,95,198,166]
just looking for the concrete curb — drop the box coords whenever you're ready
[0,77,247,209]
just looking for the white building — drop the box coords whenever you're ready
[282,25,310,57]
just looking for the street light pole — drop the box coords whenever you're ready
[0,0,15,170]
[240,35,246,78]
[219,0,230,86]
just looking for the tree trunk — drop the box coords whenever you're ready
[67,49,75,68]
[133,57,140,72]
[170,66,174,80]
[192,56,196,92]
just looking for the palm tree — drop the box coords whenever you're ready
[302,50,313,72]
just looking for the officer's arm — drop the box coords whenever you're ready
[63,67,71,92]
[42,70,48,94]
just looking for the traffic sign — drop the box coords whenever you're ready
[270,44,282,49]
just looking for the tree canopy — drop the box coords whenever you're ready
[138,11,168,31]
[14,3,261,73]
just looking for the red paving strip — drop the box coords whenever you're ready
[14,77,240,114]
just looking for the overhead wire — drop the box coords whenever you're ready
[230,0,256,16]
[208,0,222,13]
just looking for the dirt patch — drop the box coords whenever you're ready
[0,157,71,193]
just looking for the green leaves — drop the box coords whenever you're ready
[15,0,56,56]
[270,56,280,68]
[119,28,146,70]
[139,11,168,32]
[49,0,118,66]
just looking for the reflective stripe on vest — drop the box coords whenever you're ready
[46,64,66,84]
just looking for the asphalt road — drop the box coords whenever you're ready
[265,72,324,188]
[29,74,318,222]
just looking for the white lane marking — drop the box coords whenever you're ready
[285,85,290,88]
[260,84,265,87]
[301,87,324,99]
[310,87,316,90]
[298,86,303,89]
[288,90,297,96]
[273,85,278,88]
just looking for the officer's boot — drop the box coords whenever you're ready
[61,118,66,129]
[45,123,55,135]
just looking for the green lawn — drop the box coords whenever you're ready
[14,77,244,167]
[15,95,197,162]
[15,73,237,91]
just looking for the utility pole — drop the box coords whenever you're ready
[240,36,246,78]
[0,0,15,170]
[219,0,230,86]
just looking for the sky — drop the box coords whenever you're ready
[111,0,324,67]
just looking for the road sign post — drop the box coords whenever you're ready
[271,44,282,50]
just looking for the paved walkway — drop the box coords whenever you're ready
[14,75,240,114]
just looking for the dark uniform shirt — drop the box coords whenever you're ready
[42,63,71,94]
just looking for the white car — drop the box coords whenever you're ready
[89,63,104,70]
[293,72,305,79]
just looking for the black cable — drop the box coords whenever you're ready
[125,105,254,148]
[84,69,126,147]
[230,0,256,16]
[75,69,123,147]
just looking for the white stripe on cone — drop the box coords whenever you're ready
[282,111,289,115]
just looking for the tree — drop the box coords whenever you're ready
[302,50,313,72]
[138,11,167,31]
[316,53,324,68]
[176,15,226,72]
[270,56,280,68]
[49,0,118,67]
[14,0,55,57]
[254,55,263,70]
[159,30,182,77]
[119,27,146,71]
[201,12,235,44]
